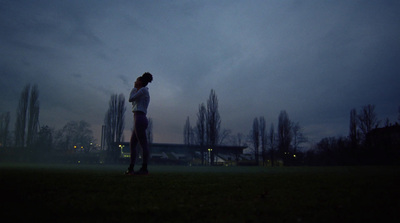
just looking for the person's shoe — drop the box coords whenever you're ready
[124,168,134,175]
[134,168,149,175]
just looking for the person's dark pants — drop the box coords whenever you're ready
[130,112,149,168]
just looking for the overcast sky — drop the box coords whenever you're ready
[1,0,399,147]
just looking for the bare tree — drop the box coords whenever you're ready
[104,94,116,150]
[63,122,76,151]
[259,116,267,166]
[0,112,10,147]
[236,133,244,146]
[218,129,231,145]
[116,94,125,144]
[14,84,30,148]
[196,103,206,165]
[60,120,93,152]
[76,120,94,153]
[27,84,40,148]
[183,116,193,145]
[398,105,400,122]
[278,110,292,161]
[232,132,244,163]
[104,94,126,160]
[292,121,307,154]
[252,117,260,165]
[206,89,221,165]
[349,108,359,149]
[384,118,391,127]
[268,123,276,166]
[36,125,53,153]
[358,104,380,141]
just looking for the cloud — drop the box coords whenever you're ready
[1,0,399,145]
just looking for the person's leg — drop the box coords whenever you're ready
[135,114,149,171]
[128,122,139,172]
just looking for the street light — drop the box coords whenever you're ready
[208,148,212,165]
[119,144,125,156]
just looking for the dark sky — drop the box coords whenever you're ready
[1,0,399,146]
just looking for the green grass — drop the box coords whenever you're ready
[0,164,399,222]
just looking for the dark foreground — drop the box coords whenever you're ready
[0,164,399,222]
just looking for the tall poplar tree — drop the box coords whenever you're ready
[14,84,30,148]
[259,116,267,166]
[349,108,358,149]
[27,84,40,148]
[252,117,260,165]
[183,116,192,145]
[358,104,380,142]
[206,89,220,165]
[104,94,126,160]
[0,112,10,147]
[278,110,292,160]
[268,123,276,166]
[196,103,206,165]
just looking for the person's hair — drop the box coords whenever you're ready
[138,72,153,87]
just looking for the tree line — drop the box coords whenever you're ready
[2,85,398,165]
[0,84,154,163]
[0,84,42,150]
[307,104,400,165]
[183,89,400,166]
[250,104,399,166]
[249,111,307,166]
[183,89,229,165]
[183,89,307,166]
[0,84,100,163]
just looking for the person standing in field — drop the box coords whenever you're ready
[125,72,153,175]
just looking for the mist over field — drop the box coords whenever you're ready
[1,163,399,222]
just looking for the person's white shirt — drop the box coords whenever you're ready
[129,87,150,114]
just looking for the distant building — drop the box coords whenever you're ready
[114,142,248,166]
[367,125,400,148]
[366,125,400,164]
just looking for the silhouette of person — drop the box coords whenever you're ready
[125,72,153,175]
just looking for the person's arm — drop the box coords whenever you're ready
[129,88,144,102]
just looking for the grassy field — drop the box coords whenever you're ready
[0,163,399,223]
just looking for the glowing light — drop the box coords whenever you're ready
[293,154,296,158]
[208,148,213,165]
